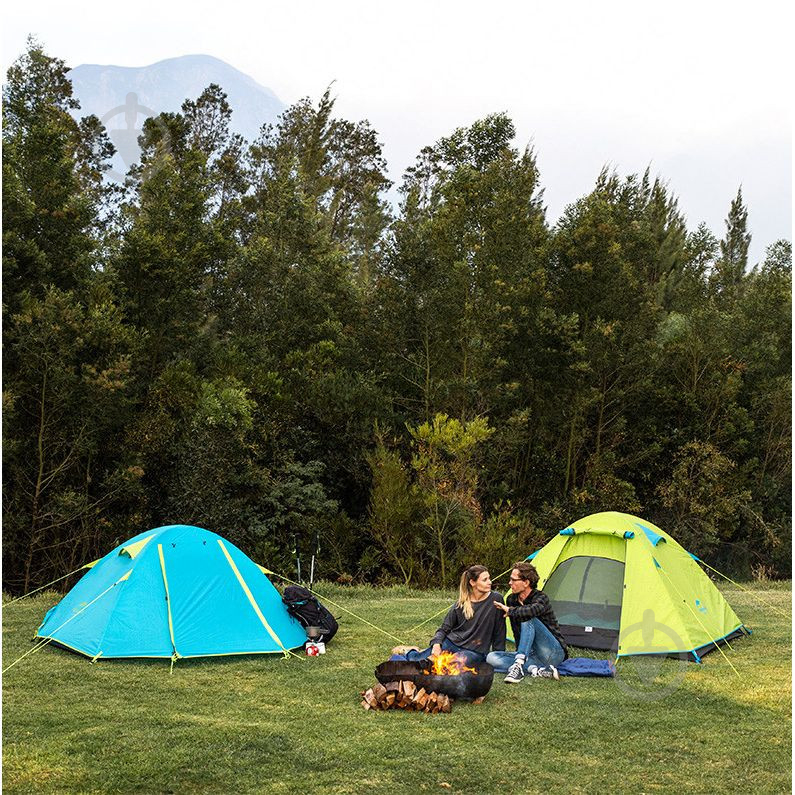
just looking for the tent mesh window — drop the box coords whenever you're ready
[544,556,624,650]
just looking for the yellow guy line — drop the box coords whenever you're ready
[678,549,791,621]
[2,570,131,674]
[491,563,519,582]
[218,541,301,660]
[656,565,742,678]
[391,562,521,636]
[406,603,454,634]
[264,570,406,645]
[3,563,96,608]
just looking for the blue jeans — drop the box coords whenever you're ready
[486,619,565,672]
[405,638,485,667]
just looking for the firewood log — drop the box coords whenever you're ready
[372,683,387,702]
[362,682,458,713]
[413,687,428,709]
[397,683,412,708]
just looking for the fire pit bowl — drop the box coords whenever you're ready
[374,659,494,701]
[375,660,424,685]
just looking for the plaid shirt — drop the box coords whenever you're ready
[506,589,568,658]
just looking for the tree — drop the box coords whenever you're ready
[409,414,494,584]
[224,92,392,534]
[366,431,425,585]
[386,113,550,424]
[546,170,687,505]
[710,187,751,300]
[3,287,137,591]
[656,441,750,554]
[2,40,790,588]
[2,39,114,315]
[2,41,135,592]
[113,96,234,378]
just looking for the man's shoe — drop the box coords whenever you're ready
[391,645,419,656]
[537,665,560,680]
[504,661,525,683]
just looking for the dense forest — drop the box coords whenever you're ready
[3,42,791,594]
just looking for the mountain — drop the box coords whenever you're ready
[68,54,285,179]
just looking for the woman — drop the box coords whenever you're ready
[400,565,507,667]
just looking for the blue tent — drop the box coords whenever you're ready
[35,525,307,661]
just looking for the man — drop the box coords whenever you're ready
[487,561,568,682]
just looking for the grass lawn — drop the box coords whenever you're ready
[2,580,791,794]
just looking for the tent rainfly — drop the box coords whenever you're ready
[35,525,307,661]
[524,512,748,662]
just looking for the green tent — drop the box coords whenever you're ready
[524,511,748,662]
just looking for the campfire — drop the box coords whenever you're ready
[426,651,477,676]
[361,655,494,713]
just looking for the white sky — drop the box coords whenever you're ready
[3,0,792,263]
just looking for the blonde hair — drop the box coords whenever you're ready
[457,565,488,620]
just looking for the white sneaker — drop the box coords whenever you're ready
[526,665,540,677]
[504,660,525,683]
[537,665,560,680]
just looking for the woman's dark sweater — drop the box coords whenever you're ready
[429,591,507,655]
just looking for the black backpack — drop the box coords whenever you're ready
[282,585,339,643]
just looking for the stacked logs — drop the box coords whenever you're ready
[360,680,453,713]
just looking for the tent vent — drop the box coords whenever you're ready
[119,535,155,559]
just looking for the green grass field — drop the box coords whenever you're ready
[2,581,791,794]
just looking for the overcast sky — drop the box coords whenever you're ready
[3,0,792,264]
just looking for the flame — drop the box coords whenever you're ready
[428,651,477,676]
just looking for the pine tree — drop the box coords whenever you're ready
[2,39,113,315]
[711,187,751,299]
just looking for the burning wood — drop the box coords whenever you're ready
[426,651,477,676]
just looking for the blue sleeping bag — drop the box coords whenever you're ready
[557,657,615,677]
